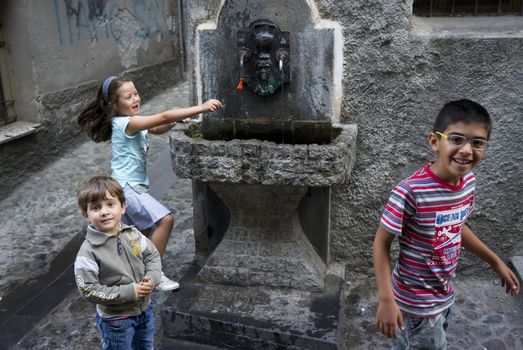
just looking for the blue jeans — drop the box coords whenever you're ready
[96,305,154,350]
[395,307,452,350]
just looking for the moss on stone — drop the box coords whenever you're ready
[185,122,203,139]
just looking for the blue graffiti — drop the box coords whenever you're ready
[75,1,99,42]
[88,0,107,19]
[53,0,176,46]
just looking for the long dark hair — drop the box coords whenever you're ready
[77,77,130,142]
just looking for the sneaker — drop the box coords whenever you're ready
[157,272,180,291]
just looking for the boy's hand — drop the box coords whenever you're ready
[200,99,222,113]
[492,261,520,296]
[376,299,404,339]
[141,276,154,290]
[134,278,153,299]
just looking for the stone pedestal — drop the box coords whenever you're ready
[163,123,357,349]
[199,183,325,291]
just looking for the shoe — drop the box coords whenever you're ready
[157,272,180,291]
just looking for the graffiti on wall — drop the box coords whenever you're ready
[53,0,177,67]
[53,0,176,46]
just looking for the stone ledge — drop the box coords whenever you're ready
[0,120,41,145]
[411,16,523,39]
[170,123,358,187]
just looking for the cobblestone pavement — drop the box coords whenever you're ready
[1,82,521,349]
[344,274,523,350]
[0,83,190,300]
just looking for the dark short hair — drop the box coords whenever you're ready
[77,176,125,213]
[433,99,492,138]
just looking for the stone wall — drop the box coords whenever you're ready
[0,0,185,195]
[182,0,523,278]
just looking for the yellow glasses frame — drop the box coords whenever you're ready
[435,131,489,151]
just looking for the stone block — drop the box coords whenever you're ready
[176,139,194,154]
[162,265,344,349]
[210,142,226,156]
[225,143,243,157]
[293,145,308,159]
[249,272,266,285]
[307,144,325,160]
[242,143,260,158]
[192,142,210,156]
[271,146,294,159]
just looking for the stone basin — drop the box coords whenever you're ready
[170,123,357,187]
[170,123,357,291]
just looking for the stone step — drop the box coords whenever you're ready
[162,261,345,350]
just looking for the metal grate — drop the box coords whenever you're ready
[413,0,523,16]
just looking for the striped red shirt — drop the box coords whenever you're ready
[380,163,475,317]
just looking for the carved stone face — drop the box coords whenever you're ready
[253,23,276,49]
[253,59,280,95]
[256,60,272,81]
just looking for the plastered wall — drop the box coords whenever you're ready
[183,0,523,278]
[0,0,184,193]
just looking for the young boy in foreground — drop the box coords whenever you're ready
[74,175,161,349]
[373,99,519,349]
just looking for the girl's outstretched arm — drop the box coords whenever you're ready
[126,99,222,135]
[461,225,520,296]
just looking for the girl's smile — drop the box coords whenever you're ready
[117,81,141,116]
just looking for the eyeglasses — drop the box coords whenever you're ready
[436,131,489,151]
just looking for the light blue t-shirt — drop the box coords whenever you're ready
[111,116,149,187]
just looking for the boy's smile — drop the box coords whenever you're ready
[429,122,489,186]
[84,192,126,235]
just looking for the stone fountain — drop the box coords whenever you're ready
[163,1,357,349]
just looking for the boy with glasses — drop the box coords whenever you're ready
[373,99,519,349]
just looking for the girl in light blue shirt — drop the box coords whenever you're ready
[78,76,222,290]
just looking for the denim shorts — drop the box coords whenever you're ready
[96,305,154,350]
[395,307,452,350]
[122,185,171,231]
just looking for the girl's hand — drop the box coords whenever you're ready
[200,99,222,113]
[492,261,520,296]
[376,299,404,339]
